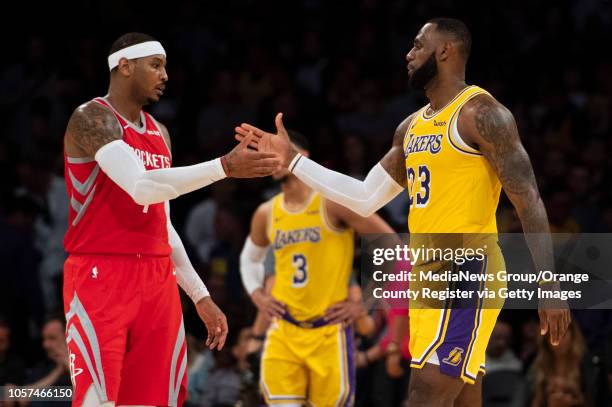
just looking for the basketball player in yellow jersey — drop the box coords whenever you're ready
[239,132,394,406]
[236,17,571,407]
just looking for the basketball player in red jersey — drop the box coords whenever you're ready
[62,33,278,406]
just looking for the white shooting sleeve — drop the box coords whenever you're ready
[239,237,268,295]
[95,140,227,206]
[166,202,210,304]
[291,156,405,217]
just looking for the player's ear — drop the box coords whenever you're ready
[117,58,133,77]
[438,42,452,62]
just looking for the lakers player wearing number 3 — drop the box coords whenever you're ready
[239,132,394,406]
[235,18,571,407]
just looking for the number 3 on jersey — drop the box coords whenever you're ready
[407,165,431,208]
[292,253,308,288]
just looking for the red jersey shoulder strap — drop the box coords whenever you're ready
[143,111,172,157]
[92,97,128,129]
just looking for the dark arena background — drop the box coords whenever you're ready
[1,1,611,406]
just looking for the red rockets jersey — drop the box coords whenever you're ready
[63,97,172,256]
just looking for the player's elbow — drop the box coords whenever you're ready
[354,202,378,218]
[508,187,542,216]
[132,179,179,205]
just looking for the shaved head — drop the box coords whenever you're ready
[427,18,472,61]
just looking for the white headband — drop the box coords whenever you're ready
[107,41,166,71]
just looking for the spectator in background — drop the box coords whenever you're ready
[196,70,255,153]
[482,320,526,407]
[529,321,609,407]
[0,195,45,360]
[14,149,68,313]
[568,165,602,231]
[547,191,581,233]
[184,180,237,267]
[185,333,215,406]
[519,316,542,372]
[5,315,71,407]
[200,327,252,407]
[486,320,522,374]
[0,318,25,385]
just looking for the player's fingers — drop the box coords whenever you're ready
[238,132,254,149]
[325,315,342,324]
[539,310,548,336]
[205,324,212,347]
[275,113,286,134]
[325,306,347,319]
[239,123,267,137]
[217,317,228,350]
[549,314,560,346]
[324,304,342,315]
[270,302,286,316]
[331,311,351,324]
[249,152,279,160]
[234,134,260,148]
[235,126,261,138]
[324,307,338,317]
[209,326,221,350]
[266,308,282,319]
[255,165,280,175]
[271,298,286,308]
[326,308,348,321]
[255,158,282,167]
[560,311,568,337]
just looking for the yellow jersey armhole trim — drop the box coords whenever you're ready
[403,108,425,150]
[446,91,488,157]
[265,196,276,242]
[320,198,347,235]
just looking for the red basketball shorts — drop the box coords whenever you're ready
[63,254,187,406]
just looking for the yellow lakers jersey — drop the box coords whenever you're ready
[268,192,354,320]
[404,85,501,234]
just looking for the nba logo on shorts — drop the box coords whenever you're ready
[442,347,464,366]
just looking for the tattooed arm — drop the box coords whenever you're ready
[63,100,278,206]
[64,101,123,158]
[379,113,414,187]
[459,94,571,345]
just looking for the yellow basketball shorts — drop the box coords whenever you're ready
[260,319,355,406]
[409,253,506,384]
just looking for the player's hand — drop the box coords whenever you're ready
[538,283,571,346]
[235,113,299,169]
[196,296,229,350]
[251,288,286,319]
[223,131,280,178]
[386,352,404,378]
[324,299,366,325]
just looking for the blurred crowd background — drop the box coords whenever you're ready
[1,0,612,406]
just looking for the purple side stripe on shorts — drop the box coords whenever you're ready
[436,257,486,380]
[344,325,356,406]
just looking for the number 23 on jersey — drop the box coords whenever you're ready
[407,164,431,208]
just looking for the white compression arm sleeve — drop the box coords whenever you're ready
[95,140,227,206]
[291,157,404,217]
[239,237,268,295]
[166,203,210,304]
